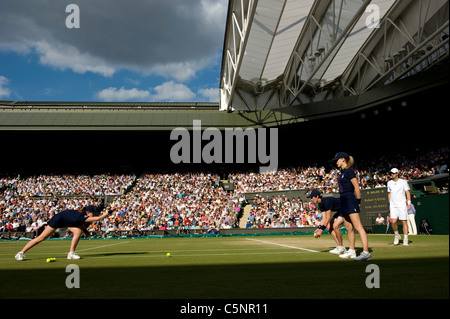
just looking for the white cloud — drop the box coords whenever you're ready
[152,81,196,101]
[0,76,12,99]
[96,87,151,102]
[35,41,115,77]
[200,0,228,25]
[0,0,227,82]
[198,88,219,102]
[150,63,198,83]
[96,81,196,102]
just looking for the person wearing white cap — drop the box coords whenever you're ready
[387,168,411,245]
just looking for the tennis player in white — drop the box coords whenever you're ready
[387,168,411,246]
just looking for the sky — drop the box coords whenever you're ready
[0,0,228,103]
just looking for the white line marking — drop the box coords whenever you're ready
[76,241,129,252]
[245,238,319,253]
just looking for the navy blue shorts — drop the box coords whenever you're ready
[47,210,88,229]
[47,213,64,228]
[332,211,343,219]
[340,194,360,215]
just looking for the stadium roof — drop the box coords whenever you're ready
[1,0,448,130]
[0,100,300,130]
[219,0,449,113]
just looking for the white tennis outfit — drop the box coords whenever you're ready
[387,178,410,220]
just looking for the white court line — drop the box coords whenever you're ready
[76,241,130,252]
[0,241,130,260]
[0,241,316,261]
[245,238,319,253]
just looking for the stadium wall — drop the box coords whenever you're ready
[372,193,449,235]
[413,194,449,235]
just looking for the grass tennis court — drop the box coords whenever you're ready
[0,234,448,299]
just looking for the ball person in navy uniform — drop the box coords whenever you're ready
[331,152,372,261]
[15,205,115,261]
[307,189,354,256]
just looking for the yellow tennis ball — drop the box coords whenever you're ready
[166,253,171,258]
[46,258,51,263]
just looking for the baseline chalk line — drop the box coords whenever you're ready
[245,238,319,253]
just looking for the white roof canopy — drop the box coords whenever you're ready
[220,0,449,112]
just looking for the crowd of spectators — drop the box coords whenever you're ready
[1,146,448,238]
[0,196,101,237]
[96,173,246,236]
[228,147,449,193]
[0,174,135,239]
[245,195,322,229]
[11,174,136,196]
[228,166,330,193]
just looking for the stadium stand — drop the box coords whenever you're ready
[1,146,447,239]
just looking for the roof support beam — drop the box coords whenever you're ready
[283,0,371,107]
[220,0,258,112]
[341,0,449,95]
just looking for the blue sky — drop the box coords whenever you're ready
[0,0,227,103]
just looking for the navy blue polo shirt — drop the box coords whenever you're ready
[319,196,341,212]
[338,168,357,195]
[48,210,89,228]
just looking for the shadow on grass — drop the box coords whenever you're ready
[1,257,447,300]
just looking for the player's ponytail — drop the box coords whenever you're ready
[346,156,355,168]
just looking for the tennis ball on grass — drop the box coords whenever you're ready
[166,253,171,258]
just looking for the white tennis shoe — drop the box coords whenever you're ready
[354,251,372,261]
[329,246,346,255]
[339,249,356,259]
[15,251,25,261]
[67,252,81,259]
